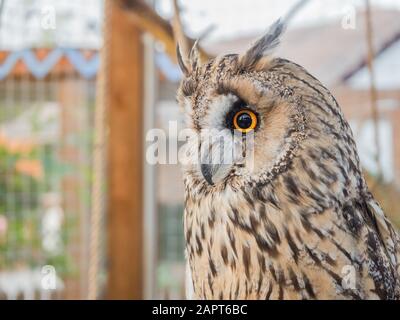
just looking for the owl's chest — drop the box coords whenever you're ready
[183,188,379,300]
[183,190,301,299]
[184,206,301,299]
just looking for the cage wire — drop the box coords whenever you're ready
[0,0,104,299]
[0,0,190,300]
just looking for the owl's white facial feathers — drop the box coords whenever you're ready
[201,94,237,130]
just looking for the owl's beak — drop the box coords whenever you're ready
[199,162,233,186]
[198,128,244,186]
[200,163,214,185]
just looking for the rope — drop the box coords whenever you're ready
[87,0,110,300]
[364,0,382,185]
[0,0,5,29]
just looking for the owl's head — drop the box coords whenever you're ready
[177,20,354,192]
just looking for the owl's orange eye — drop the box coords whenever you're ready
[233,110,258,133]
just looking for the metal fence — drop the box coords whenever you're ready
[0,71,96,299]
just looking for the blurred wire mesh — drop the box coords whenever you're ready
[0,0,101,299]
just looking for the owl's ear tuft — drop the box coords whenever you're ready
[177,44,189,76]
[189,40,200,72]
[239,19,285,70]
[176,40,201,77]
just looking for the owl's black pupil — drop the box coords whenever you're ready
[237,113,252,129]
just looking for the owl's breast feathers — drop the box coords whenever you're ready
[184,173,400,299]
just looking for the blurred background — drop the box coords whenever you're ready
[0,0,399,299]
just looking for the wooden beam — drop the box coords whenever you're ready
[116,0,211,62]
[107,0,144,299]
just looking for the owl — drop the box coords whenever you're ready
[177,20,400,300]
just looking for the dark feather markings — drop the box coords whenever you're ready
[242,246,251,280]
[265,283,273,300]
[221,244,228,265]
[209,257,217,277]
[285,228,300,263]
[302,273,316,299]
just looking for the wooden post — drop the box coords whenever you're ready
[58,77,85,299]
[106,1,144,299]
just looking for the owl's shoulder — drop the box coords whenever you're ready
[340,194,400,298]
